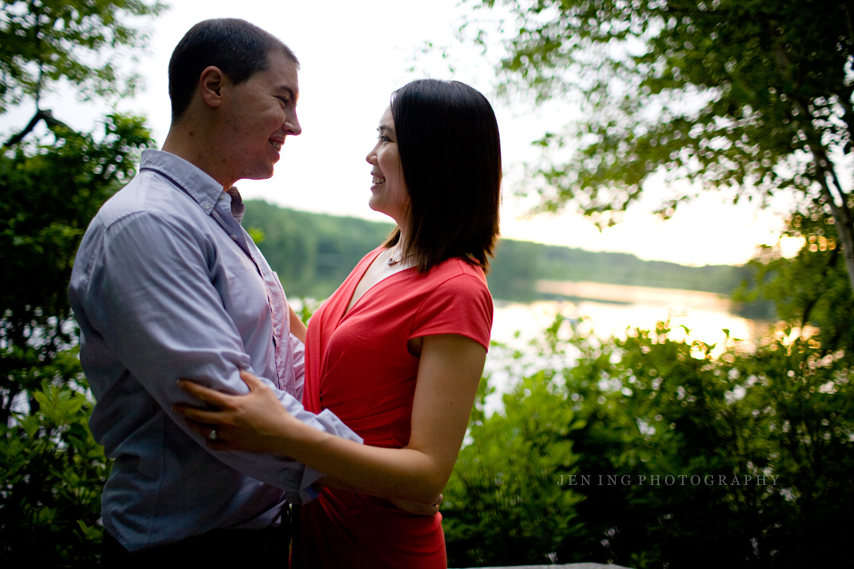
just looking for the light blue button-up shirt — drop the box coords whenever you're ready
[68,149,361,552]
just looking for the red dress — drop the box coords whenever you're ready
[294,247,493,569]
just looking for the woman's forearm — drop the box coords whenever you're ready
[282,334,484,502]
[282,420,449,503]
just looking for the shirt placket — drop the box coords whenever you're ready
[212,193,293,393]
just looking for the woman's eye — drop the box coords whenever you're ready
[378,135,391,142]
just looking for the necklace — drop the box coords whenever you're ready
[387,244,404,266]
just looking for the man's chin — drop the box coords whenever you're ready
[244,167,277,182]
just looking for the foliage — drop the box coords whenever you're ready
[443,316,854,567]
[443,348,585,565]
[0,0,165,114]
[459,0,854,295]
[242,200,395,298]
[0,114,154,425]
[739,208,854,352]
[0,347,108,566]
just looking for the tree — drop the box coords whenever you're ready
[1,0,161,562]
[0,0,164,116]
[458,0,854,294]
[738,208,854,351]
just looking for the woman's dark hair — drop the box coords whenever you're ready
[386,79,502,273]
[168,18,299,121]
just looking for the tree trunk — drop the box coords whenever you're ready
[814,164,854,299]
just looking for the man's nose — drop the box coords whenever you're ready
[286,112,301,136]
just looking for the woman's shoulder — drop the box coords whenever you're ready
[420,257,488,288]
[407,257,493,349]
[401,257,491,310]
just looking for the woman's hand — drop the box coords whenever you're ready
[389,494,443,517]
[315,476,443,516]
[173,370,300,454]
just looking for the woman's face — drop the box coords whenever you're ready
[366,106,409,228]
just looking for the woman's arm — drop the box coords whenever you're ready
[174,333,485,503]
[289,305,307,344]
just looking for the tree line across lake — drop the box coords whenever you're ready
[242,199,760,307]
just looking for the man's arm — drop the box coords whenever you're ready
[77,211,360,495]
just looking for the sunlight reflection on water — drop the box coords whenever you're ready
[484,283,768,415]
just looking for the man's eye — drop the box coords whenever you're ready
[277,97,289,105]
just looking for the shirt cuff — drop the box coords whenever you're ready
[285,464,323,504]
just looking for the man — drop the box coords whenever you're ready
[68,19,361,562]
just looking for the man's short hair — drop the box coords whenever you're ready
[168,18,299,121]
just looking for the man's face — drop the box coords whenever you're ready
[219,50,301,184]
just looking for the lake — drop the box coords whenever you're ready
[492,280,764,347]
[484,280,768,414]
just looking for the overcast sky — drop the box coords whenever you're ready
[3,0,804,266]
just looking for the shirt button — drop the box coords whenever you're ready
[230,235,238,240]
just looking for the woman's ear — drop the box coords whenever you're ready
[198,66,226,108]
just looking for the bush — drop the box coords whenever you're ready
[444,316,854,568]
[0,347,110,565]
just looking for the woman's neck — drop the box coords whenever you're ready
[388,235,409,267]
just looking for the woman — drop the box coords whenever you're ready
[175,79,501,568]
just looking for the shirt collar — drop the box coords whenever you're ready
[225,187,246,224]
[139,149,230,217]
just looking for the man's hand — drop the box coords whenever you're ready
[390,494,443,517]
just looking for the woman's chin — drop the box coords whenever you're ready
[368,195,386,214]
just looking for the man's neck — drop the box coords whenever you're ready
[162,121,232,190]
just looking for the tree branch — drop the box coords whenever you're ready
[2,109,72,148]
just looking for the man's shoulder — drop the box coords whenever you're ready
[96,169,199,230]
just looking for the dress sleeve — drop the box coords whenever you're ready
[409,273,493,351]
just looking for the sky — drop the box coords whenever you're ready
[3,0,804,266]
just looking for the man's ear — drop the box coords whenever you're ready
[198,66,226,108]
